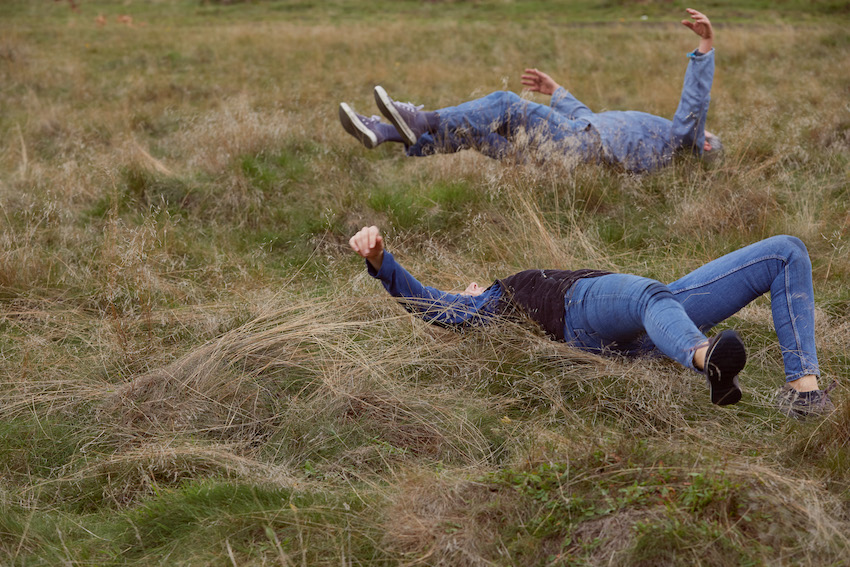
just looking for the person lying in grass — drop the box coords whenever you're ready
[350,226,836,418]
[340,8,721,174]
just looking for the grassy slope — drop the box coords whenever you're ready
[1,0,849,565]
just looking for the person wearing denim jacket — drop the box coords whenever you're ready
[541,47,714,172]
[339,9,722,173]
[349,226,835,418]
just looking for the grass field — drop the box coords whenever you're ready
[1,0,850,565]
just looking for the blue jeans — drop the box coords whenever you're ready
[407,91,602,162]
[563,235,818,381]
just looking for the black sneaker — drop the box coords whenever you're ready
[703,330,746,406]
[774,381,837,420]
[374,85,424,145]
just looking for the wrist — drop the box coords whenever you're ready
[367,250,384,271]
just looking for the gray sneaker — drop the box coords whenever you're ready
[374,85,426,145]
[774,381,837,419]
[339,103,382,149]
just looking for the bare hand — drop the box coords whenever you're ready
[681,8,713,53]
[520,68,560,96]
[349,225,384,270]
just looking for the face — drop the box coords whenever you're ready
[461,281,484,296]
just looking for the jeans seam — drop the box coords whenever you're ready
[672,253,788,294]
[783,260,808,379]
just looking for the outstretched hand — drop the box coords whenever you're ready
[349,225,384,271]
[520,68,560,96]
[682,8,713,54]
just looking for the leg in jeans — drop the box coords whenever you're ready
[563,274,707,369]
[409,129,515,160]
[406,91,600,161]
[666,235,819,382]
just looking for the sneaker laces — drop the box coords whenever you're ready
[358,114,385,128]
[392,101,424,113]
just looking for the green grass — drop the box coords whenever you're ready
[1,0,850,564]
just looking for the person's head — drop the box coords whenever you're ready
[461,281,485,296]
[704,131,724,160]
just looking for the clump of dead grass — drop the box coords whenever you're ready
[786,393,850,485]
[50,441,298,510]
[168,96,299,175]
[383,472,515,567]
[103,293,510,469]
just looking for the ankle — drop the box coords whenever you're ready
[787,374,820,392]
[421,110,439,134]
[692,343,709,371]
[376,122,405,144]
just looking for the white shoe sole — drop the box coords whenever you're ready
[339,102,378,149]
[374,85,417,146]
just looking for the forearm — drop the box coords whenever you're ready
[367,250,428,299]
[366,251,494,327]
[671,48,714,153]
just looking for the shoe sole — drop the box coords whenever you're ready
[374,85,417,146]
[339,103,377,149]
[704,330,746,406]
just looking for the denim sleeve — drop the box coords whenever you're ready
[367,251,498,327]
[671,48,714,155]
[550,87,594,119]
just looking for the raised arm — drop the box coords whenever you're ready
[349,226,500,328]
[671,9,715,155]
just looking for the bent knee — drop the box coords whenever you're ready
[766,235,810,263]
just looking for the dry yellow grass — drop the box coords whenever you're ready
[0,1,849,564]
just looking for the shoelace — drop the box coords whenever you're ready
[393,101,424,112]
[359,114,384,127]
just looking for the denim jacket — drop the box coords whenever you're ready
[550,48,714,173]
